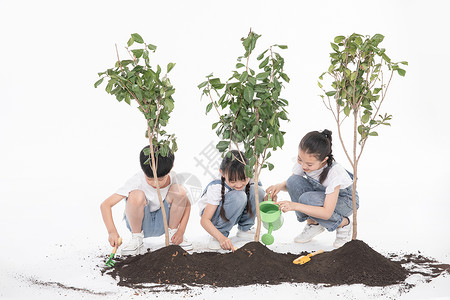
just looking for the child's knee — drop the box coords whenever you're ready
[167,184,188,205]
[227,190,247,208]
[127,190,146,206]
[286,175,298,192]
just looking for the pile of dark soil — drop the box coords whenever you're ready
[105,240,448,288]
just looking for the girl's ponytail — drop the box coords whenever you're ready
[245,182,254,218]
[219,176,229,222]
[319,129,334,183]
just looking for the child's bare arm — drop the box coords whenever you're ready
[277,186,340,220]
[100,193,125,247]
[200,204,235,251]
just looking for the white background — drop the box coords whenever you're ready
[1,0,449,299]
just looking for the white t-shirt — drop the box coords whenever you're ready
[292,162,353,194]
[197,178,231,215]
[197,176,257,215]
[116,170,177,212]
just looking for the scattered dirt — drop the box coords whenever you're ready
[104,240,448,289]
[30,278,111,295]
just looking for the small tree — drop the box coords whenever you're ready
[318,33,407,239]
[198,29,290,241]
[95,33,178,246]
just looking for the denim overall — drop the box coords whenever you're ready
[201,180,265,237]
[286,165,359,232]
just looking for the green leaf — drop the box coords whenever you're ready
[350,71,357,81]
[357,125,364,134]
[148,44,157,51]
[361,114,370,124]
[197,81,208,89]
[94,78,104,88]
[257,49,268,60]
[165,98,174,111]
[318,81,323,89]
[330,43,339,51]
[276,45,288,49]
[259,56,269,69]
[267,162,274,171]
[131,49,144,58]
[397,68,406,76]
[127,37,134,47]
[255,137,268,153]
[369,131,378,136]
[334,36,345,43]
[216,141,230,152]
[325,91,336,97]
[371,33,385,45]
[206,102,213,114]
[344,106,350,116]
[280,73,290,83]
[239,71,249,82]
[274,133,284,147]
[354,36,362,45]
[399,61,408,66]
[256,71,270,80]
[236,63,245,68]
[319,72,326,80]
[167,62,176,73]
[105,81,114,93]
[131,33,144,44]
[248,76,256,85]
[244,86,254,103]
[212,122,219,130]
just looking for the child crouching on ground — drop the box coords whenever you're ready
[266,130,358,248]
[199,150,265,251]
[100,145,192,255]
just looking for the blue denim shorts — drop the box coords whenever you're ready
[124,199,170,238]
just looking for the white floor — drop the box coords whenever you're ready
[0,179,449,300]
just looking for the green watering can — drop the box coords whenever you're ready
[260,194,284,245]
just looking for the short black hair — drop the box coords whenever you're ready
[139,145,174,178]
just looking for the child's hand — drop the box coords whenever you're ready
[108,232,121,247]
[171,229,184,245]
[218,237,235,251]
[275,200,297,213]
[265,184,283,201]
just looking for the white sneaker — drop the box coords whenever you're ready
[236,227,256,240]
[168,228,193,251]
[333,218,352,248]
[121,232,145,256]
[294,223,325,243]
[208,236,222,250]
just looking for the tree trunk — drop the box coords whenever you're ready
[351,172,358,240]
[253,165,261,242]
[148,128,170,246]
[352,112,358,240]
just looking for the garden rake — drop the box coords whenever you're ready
[105,237,122,267]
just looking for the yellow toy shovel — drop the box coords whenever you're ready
[293,249,324,265]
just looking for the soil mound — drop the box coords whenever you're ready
[104,240,446,288]
[301,240,408,286]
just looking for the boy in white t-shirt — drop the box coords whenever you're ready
[100,145,192,255]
